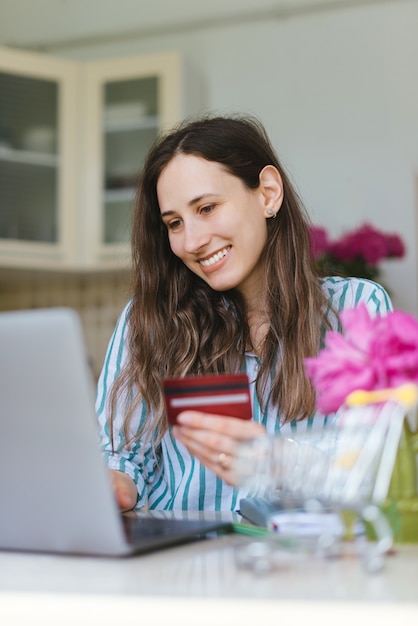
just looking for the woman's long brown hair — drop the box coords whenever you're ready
[108,114,329,450]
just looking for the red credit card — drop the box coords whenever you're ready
[163,373,252,425]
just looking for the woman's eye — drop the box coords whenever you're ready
[167,219,182,231]
[200,204,215,215]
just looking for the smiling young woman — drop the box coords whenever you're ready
[96,114,392,512]
[157,154,282,300]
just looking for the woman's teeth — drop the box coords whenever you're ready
[200,247,230,267]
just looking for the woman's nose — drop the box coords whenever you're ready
[183,222,210,253]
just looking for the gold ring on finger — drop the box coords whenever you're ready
[218,452,231,470]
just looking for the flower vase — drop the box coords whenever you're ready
[383,419,418,542]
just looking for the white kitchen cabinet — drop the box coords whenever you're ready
[0,47,182,271]
[0,46,78,269]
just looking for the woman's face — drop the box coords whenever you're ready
[157,153,282,304]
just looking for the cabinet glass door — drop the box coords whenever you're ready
[0,72,58,243]
[103,76,159,245]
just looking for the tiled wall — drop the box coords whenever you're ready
[0,272,131,379]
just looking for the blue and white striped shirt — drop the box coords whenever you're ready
[96,277,392,511]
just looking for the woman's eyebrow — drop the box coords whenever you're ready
[160,209,176,219]
[160,193,220,218]
[188,193,214,206]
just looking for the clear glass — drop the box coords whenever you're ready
[0,72,58,243]
[234,401,406,573]
[103,76,159,244]
[235,401,405,508]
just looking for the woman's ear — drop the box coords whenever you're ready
[258,165,284,219]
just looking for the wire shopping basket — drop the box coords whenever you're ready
[235,384,418,571]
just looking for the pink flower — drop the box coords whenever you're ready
[330,224,388,267]
[308,222,406,273]
[385,234,405,259]
[372,312,418,386]
[309,225,330,259]
[304,304,418,414]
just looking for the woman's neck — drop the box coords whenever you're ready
[240,275,269,355]
[246,307,270,356]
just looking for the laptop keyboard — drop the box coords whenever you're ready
[121,515,232,549]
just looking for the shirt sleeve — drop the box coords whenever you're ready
[95,301,158,509]
[322,276,393,328]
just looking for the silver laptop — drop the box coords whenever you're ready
[0,307,231,557]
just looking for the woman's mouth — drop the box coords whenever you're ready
[199,246,231,268]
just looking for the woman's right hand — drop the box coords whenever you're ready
[173,410,266,485]
[109,469,137,512]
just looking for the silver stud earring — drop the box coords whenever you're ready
[266,209,275,217]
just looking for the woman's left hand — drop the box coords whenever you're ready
[172,411,265,485]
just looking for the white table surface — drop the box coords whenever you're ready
[0,512,417,625]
